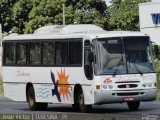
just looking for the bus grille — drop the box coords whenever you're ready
[115,92,144,96]
[118,84,138,88]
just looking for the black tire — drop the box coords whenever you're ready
[73,89,92,112]
[127,101,140,111]
[27,86,48,111]
[72,104,79,112]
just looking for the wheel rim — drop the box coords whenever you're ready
[79,93,85,109]
[28,90,34,108]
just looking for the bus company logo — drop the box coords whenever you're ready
[50,69,71,102]
[103,78,112,84]
[57,69,71,101]
[151,13,160,25]
[16,69,31,77]
[142,75,155,81]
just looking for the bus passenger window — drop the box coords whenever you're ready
[4,43,16,65]
[43,42,55,65]
[29,43,41,65]
[17,43,27,65]
[69,41,82,65]
[55,42,62,65]
[55,41,68,66]
[61,42,68,65]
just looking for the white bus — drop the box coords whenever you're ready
[2,24,157,112]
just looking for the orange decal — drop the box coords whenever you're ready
[57,69,71,100]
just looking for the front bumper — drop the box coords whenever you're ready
[94,88,157,104]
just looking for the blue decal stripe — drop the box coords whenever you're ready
[51,70,61,102]
[36,94,51,98]
[37,91,50,94]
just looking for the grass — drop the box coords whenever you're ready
[0,79,3,96]
[0,74,3,96]
[157,89,160,101]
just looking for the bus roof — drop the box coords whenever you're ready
[3,24,149,41]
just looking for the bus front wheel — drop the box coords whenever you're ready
[73,89,92,112]
[27,86,48,111]
[127,101,140,111]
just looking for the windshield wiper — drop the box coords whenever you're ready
[112,54,124,77]
[133,63,143,76]
[127,58,143,76]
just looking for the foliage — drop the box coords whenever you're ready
[0,0,18,33]
[109,0,151,30]
[156,60,160,89]
[25,0,71,33]
[157,89,160,100]
[25,0,108,33]
[0,79,3,96]
[12,0,33,33]
[0,0,154,33]
[0,0,108,33]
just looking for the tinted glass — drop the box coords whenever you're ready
[29,42,41,65]
[4,43,16,65]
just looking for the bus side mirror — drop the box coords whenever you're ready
[88,52,94,63]
[154,45,159,58]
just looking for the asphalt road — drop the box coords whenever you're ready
[0,97,160,120]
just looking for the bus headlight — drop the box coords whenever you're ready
[102,85,113,90]
[142,83,153,88]
[142,83,146,87]
[102,85,108,90]
[108,85,113,89]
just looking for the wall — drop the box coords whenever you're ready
[139,2,160,45]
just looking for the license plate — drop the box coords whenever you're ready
[124,97,134,101]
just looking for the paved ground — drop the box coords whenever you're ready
[0,97,160,120]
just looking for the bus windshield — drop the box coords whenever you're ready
[95,36,155,75]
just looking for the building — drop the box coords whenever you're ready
[139,0,160,45]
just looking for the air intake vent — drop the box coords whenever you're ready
[118,84,138,88]
[117,92,139,96]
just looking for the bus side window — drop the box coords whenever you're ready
[69,41,82,65]
[29,42,41,65]
[55,42,62,65]
[84,40,93,80]
[43,42,55,65]
[17,43,27,65]
[55,41,68,66]
[4,42,16,65]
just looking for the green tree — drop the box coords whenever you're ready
[1,0,108,33]
[156,60,160,89]
[25,0,108,33]
[109,0,150,30]
[0,0,18,32]
[25,0,73,33]
[72,0,109,29]
[12,0,33,33]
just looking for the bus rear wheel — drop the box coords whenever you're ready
[73,89,92,112]
[27,86,48,111]
[127,101,140,111]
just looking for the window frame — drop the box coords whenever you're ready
[3,42,16,66]
[3,38,83,67]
